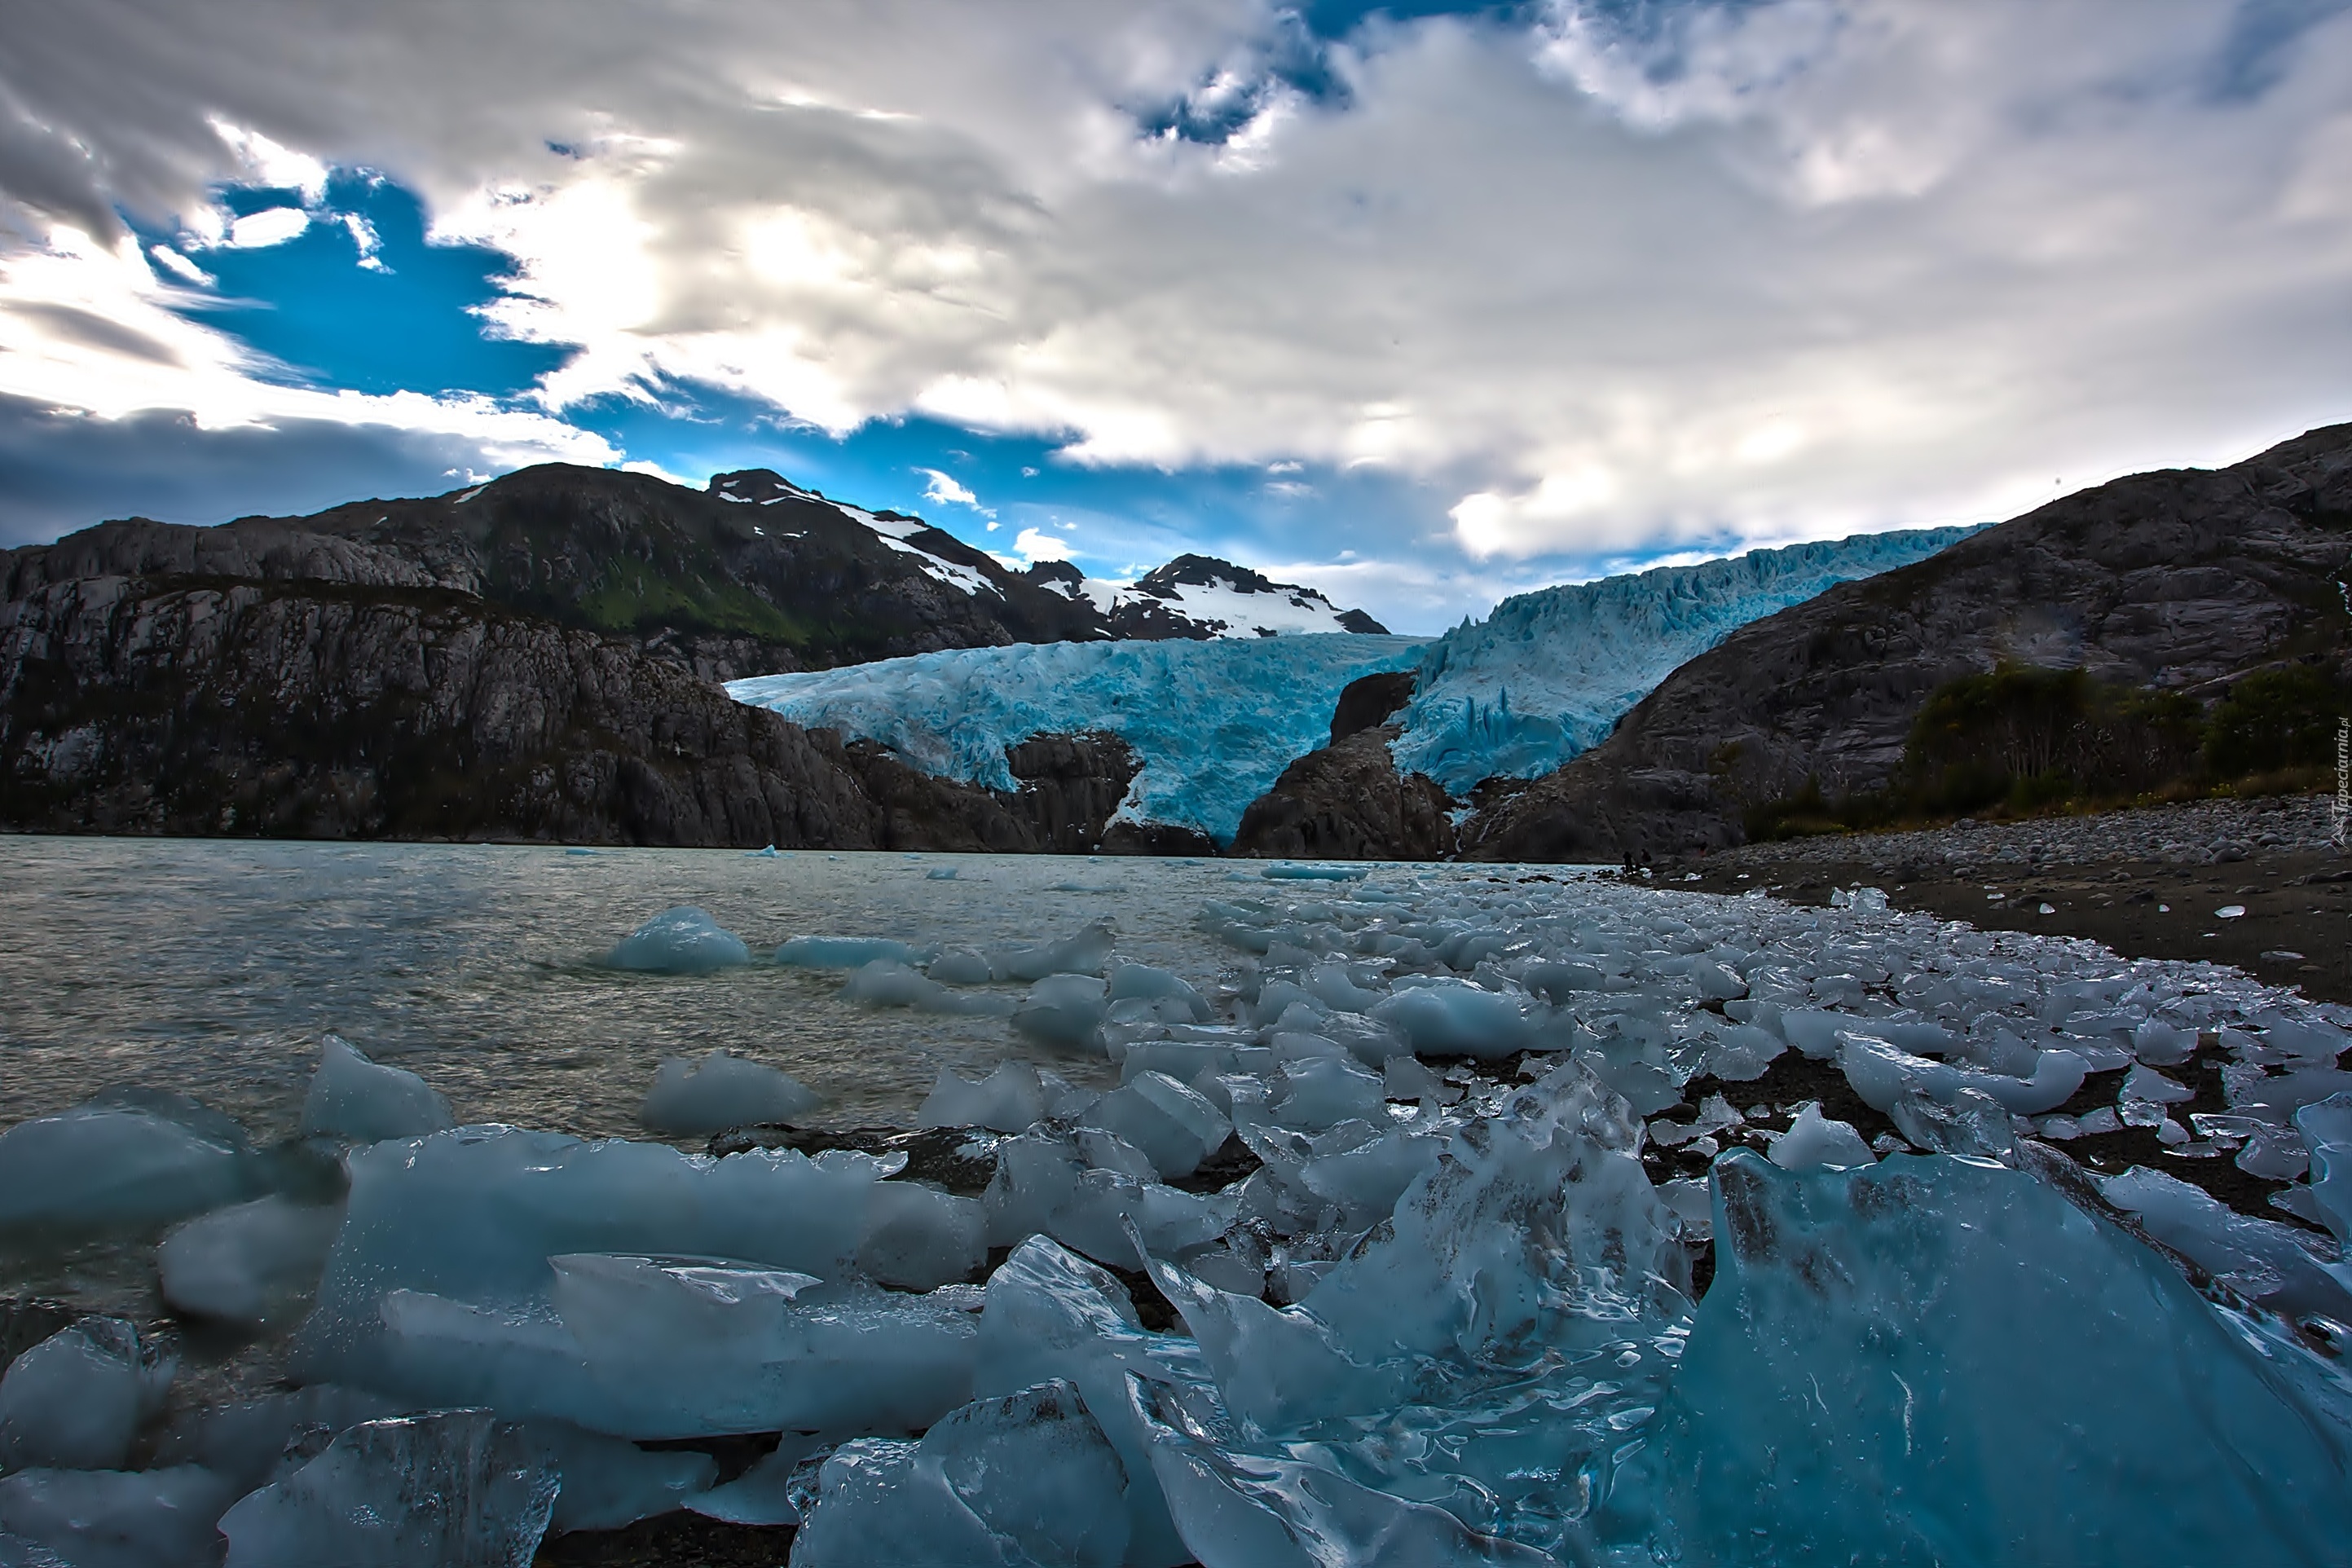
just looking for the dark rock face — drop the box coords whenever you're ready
[0,566,1156,852]
[1230,725,1457,861]
[1463,421,2352,863]
[1327,670,1417,744]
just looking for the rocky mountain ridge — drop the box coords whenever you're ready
[1459,421,2352,862]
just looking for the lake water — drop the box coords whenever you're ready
[0,835,1504,1143]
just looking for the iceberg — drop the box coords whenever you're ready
[790,1379,1131,1568]
[729,635,1429,843]
[1393,525,1979,792]
[1654,1152,2352,1566]
[919,1063,1050,1134]
[157,1196,342,1327]
[0,1090,253,1238]
[605,906,751,973]
[0,1466,240,1568]
[301,1035,453,1143]
[0,1319,172,1473]
[639,1050,818,1134]
[218,1410,557,1568]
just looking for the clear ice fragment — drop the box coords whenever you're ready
[0,1319,171,1473]
[158,1196,341,1327]
[606,906,751,973]
[301,1036,453,1143]
[639,1050,817,1135]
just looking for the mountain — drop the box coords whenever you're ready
[1460,421,2352,862]
[1022,553,1387,638]
[1389,526,1980,794]
[0,461,1384,848]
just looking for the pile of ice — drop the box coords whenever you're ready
[1392,524,1980,792]
[727,635,1427,843]
[4,877,2352,1564]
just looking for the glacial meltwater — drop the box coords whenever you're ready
[3,832,2351,1565]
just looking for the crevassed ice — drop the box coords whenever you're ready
[1392,525,1979,792]
[727,636,1428,843]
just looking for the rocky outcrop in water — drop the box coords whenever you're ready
[1462,421,2352,863]
[1229,723,1458,861]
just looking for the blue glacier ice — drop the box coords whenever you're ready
[1392,525,1979,792]
[728,635,1428,843]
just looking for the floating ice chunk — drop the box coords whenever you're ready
[919,1062,1050,1133]
[1839,1033,2086,1116]
[1271,1055,1388,1133]
[0,1319,171,1473]
[2099,1166,2352,1320]
[1689,958,1746,1000]
[991,922,1117,981]
[2299,1093,2352,1245]
[684,1434,823,1525]
[926,948,993,985]
[1701,1021,1784,1081]
[150,1385,402,1493]
[1654,1152,2352,1566]
[1078,1073,1231,1180]
[984,1134,1233,1265]
[1827,886,1887,912]
[640,1051,818,1135]
[859,1183,987,1290]
[526,1420,716,1532]
[2132,1016,2196,1065]
[1261,863,1372,882]
[0,1092,253,1237]
[927,867,959,880]
[792,1380,1131,1568]
[1014,975,1111,1051]
[1128,1378,1557,1567]
[1370,981,1538,1061]
[158,1196,341,1326]
[606,906,751,973]
[1109,964,1209,1022]
[1382,1055,1460,1105]
[840,961,1018,1017]
[294,1126,892,1400]
[1306,1064,1683,1365]
[1776,1009,1852,1060]
[1649,1094,1741,1150]
[218,1410,557,1568]
[2121,1063,2194,1106]
[545,1254,982,1436]
[776,936,924,969]
[1766,1103,1876,1173]
[0,1466,239,1568]
[302,1036,452,1143]
[973,1238,1212,1568]
[1139,1249,1415,1432]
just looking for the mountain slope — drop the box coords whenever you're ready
[1460,421,2352,862]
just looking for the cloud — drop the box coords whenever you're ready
[0,0,2348,584]
[0,223,615,481]
[0,393,570,544]
[917,465,992,513]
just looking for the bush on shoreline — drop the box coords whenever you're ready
[1743,659,2345,841]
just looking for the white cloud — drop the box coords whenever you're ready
[220,206,309,248]
[0,224,617,472]
[917,465,992,513]
[0,0,2347,579]
[1008,525,1072,564]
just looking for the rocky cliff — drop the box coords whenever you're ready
[1461,421,2352,863]
[0,561,1149,851]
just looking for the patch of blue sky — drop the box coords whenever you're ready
[142,172,570,400]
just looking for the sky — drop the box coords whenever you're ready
[0,0,2347,633]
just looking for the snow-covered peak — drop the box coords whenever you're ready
[1020,553,1386,638]
[1391,525,1984,794]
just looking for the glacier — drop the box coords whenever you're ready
[1392,524,1980,793]
[725,526,1971,838]
[729,635,1428,843]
